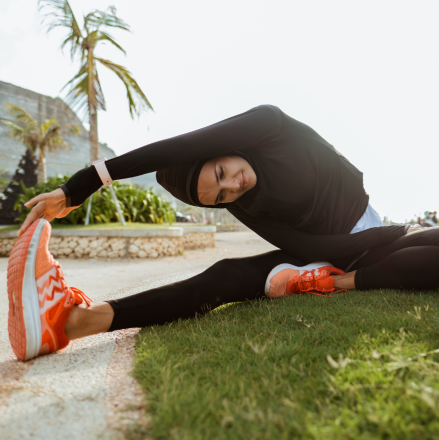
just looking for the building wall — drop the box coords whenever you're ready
[0,81,118,181]
[0,81,162,193]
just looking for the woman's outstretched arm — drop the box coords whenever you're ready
[64,105,281,207]
[18,105,280,235]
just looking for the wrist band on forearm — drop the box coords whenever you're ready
[91,158,114,186]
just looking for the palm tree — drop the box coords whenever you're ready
[39,1,153,161]
[1,103,78,183]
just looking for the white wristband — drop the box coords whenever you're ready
[91,158,113,186]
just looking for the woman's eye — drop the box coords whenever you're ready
[220,167,225,180]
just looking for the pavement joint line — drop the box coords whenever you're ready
[0,269,201,440]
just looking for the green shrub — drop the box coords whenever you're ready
[14,175,175,225]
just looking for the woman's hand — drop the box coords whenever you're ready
[407,224,424,235]
[18,188,80,237]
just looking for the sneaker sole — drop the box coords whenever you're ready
[264,261,333,297]
[7,219,45,361]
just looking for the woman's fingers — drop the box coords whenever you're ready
[17,188,79,236]
[24,192,50,208]
[18,202,47,236]
[18,188,68,236]
[18,205,79,236]
[24,188,65,208]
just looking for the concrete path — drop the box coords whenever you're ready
[0,232,275,439]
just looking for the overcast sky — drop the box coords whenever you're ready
[1,0,438,222]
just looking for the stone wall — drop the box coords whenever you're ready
[216,224,250,233]
[183,232,215,249]
[0,238,14,258]
[0,227,216,259]
[127,237,183,258]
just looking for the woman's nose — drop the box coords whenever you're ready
[222,178,240,191]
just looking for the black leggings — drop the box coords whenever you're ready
[108,227,439,331]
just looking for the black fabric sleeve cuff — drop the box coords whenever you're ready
[64,166,103,207]
[105,300,120,332]
[59,184,71,208]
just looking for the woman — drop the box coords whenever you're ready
[8,105,436,361]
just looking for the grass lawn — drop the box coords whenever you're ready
[134,289,439,440]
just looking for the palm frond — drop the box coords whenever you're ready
[95,31,126,54]
[93,69,106,112]
[40,119,60,136]
[41,120,71,153]
[62,61,106,120]
[1,120,28,145]
[61,62,89,118]
[63,124,81,136]
[39,0,83,60]
[96,57,153,117]
[85,6,130,33]
[1,105,41,152]
[5,104,39,129]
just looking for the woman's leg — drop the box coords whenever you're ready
[263,230,439,294]
[348,227,439,290]
[263,228,439,295]
[65,250,306,338]
[65,302,114,340]
[352,226,439,269]
[107,250,306,331]
[354,246,439,290]
[65,227,439,339]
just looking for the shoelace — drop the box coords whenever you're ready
[287,269,347,298]
[71,287,92,306]
[55,262,92,306]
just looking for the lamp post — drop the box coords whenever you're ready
[84,184,126,226]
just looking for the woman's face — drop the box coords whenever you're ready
[197,155,257,206]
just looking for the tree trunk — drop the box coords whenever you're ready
[89,105,99,162]
[37,154,47,184]
[88,47,99,162]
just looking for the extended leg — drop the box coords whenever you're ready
[65,302,114,340]
[106,250,305,331]
[351,226,439,269]
[355,246,439,290]
[349,227,439,290]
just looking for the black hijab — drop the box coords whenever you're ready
[156,159,234,209]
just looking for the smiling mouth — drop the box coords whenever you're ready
[241,172,248,191]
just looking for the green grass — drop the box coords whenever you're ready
[133,290,439,439]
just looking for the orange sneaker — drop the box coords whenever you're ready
[7,219,91,361]
[265,262,346,298]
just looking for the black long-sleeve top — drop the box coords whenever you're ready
[63,105,406,270]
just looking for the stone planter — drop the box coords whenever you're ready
[0,226,216,259]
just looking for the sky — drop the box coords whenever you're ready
[1,0,438,222]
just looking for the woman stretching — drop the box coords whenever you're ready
[7,105,437,361]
